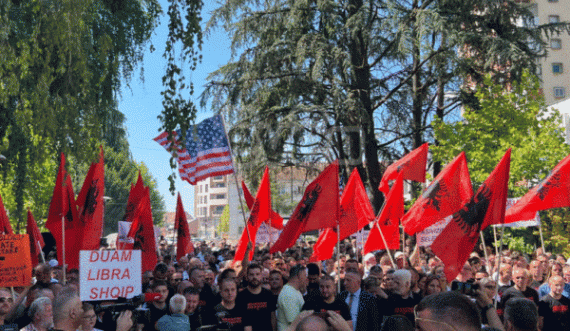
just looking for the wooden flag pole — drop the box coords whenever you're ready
[494,226,505,309]
[336,222,341,293]
[479,231,489,269]
[61,216,66,286]
[538,223,545,253]
[38,241,46,264]
[375,221,396,269]
[493,225,499,257]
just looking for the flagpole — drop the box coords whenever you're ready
[493,225,499,257]
[38,241,46,264]
[494,226,505,309]
[219,116,253,245]
[538,223,545,253]
[375,221,396,269]
[336,222,341,293]
[61,216,66,286]
[479,231,489,269]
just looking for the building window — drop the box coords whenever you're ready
[201,207,207,216]
[212,194,226,200]
[551,39,562,49]
[213,182,226,188]
[553,63,563,74]
[549,15,560,23]
[213,176,223,181]
[204,196,208,204]
[213,205,225,215]
[548,0,558,2]
[554,87,565,99]
[205,184,208,193]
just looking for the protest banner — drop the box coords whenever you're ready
[492,198,540,228]
[0,234,32,287]
[80,250,141,301]
[256,223,280,244]
[417,216,452,247]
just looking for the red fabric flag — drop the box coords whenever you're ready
[431,149,511,282]
[234,167,272,262]
[0,194,13,234]
[46,153,79,269]
[505,153,570,224]
[309,168,375,261]
[270,161,339,254]
[127,187,157,272]
[242,180,284,229]
[27,210,45,266]
[117,172,146,249]
[76,147,105,253]
[363,174,404,254]
[378,143,428,194]
[175,193,193,261]
[402,152,473,235]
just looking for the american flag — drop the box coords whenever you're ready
[154,115,235,185]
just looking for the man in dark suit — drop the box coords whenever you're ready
[338,269,382,331]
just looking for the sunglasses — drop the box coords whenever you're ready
[0,297,13,304]
[414,305,457,331]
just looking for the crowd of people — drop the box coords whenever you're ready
[0,238,569,331]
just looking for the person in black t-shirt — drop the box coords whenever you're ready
[500,268,540,315]
[539,275,570,330]
[212,279,248,331]
[142,280,170,331]
[236,264,276,331]
[302,275,352,328]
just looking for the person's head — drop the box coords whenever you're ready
[381,269,397,292]
[66,269,79,284]
[178,256,189,270]
[183,287,201,314]
[29,297,53,330]
[219,279,237,304]
[169,294,186,314]
[475,271,488,282]
[153,263,168,281]
[364,253,377,268]
[512,268,528,291]
[369,265,383,280]
[152,280,170,304]
[381,315,414,331]
[478,277,497,300]
[189,267,205,289]
[362,276,382,298]
[468,257,482,273]
[423,274,442,296]
[219,268,236,283]
[34,264,53,285]
[504,298,538,331]
[306,263,320,285]
[269,270,284,291]
[319,275,336,301]
[294,314,328,331]
[52,287,83,329]
[246,263,263,289]
[204,269,215,286]
[289,265,308,292]
[549,275,565,298]
[344,270,361,294]
[395,252,406,269]
[528,260,543,280]
[415,291,481,331]
[81,303,96,331]
[345,259,359,274]
[392,269,411,296]
[142,270,154,285]
[457,263,473,282]
[0,288,13,316]
[500,264,513,283]
[170,272,183,287]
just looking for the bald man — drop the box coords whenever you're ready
[539,275,570,330]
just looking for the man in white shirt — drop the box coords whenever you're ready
[276,265,307,331]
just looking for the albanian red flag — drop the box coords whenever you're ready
[234,167,272,262]
[270,161,339,254]
[505,153,570,224]
[127,187,157,272]
[364,173,404,254]
[242,180,283,229]
[27,210,45,266]
[431,149,511,282]
[175,193,193,261]
[0,194,13,235]
[117,173,146,249]
[76,146,105,254]
[46,153,79,268]
[402,152,473,235]
[310,168,375,261]
[378,143,428,194]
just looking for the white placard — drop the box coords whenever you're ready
[417,216,452,247]
[80,250,141,301]
[256,223,280,244]
[117,221,134,245]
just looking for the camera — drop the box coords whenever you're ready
[451,280,480,296]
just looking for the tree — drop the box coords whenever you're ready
[0,0,160,226]
[216,205,230,235]
[433,71,570,252]
[189,0,566,212]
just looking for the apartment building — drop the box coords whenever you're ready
[194,175,230,239]
[531,0,570,105]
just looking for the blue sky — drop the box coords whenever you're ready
[118,0,231,215]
